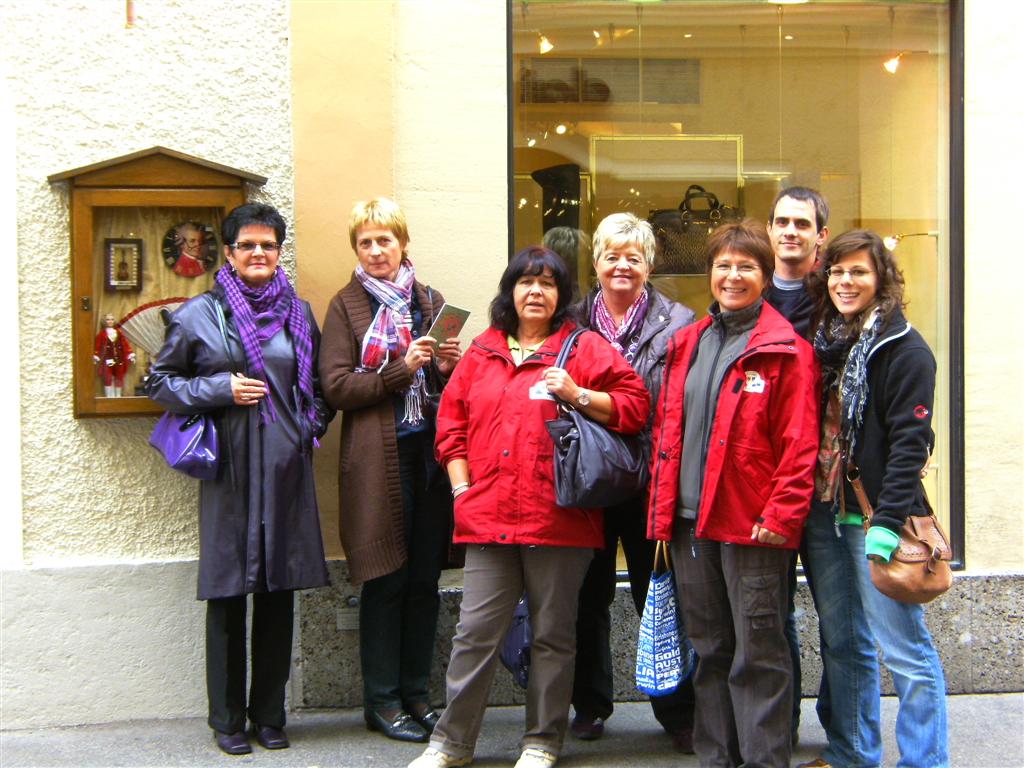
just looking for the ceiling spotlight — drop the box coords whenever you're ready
[527,138,536,147]
[683,33,693,39]
[784,34,794,41]
[538,34,554,54]
[883,52,904,74]
[593,29,601,39]
[555,124,567,135]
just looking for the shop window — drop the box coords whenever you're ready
[510,0,962,564]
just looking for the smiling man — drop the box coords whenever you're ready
[765,187,829,338]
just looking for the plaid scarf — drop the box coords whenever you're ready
[355,260,426,425]
[590,286,649,362]
[812,307,883,457]
[215,265,315,428]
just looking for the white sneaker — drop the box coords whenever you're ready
[408,746,472,768]
[514,748,558,768]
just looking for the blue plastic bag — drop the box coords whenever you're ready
[636,541,696,696]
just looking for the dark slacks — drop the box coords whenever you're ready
[206,590,295,734]
[360,432,447,712]
[572,497,695,731]
[671,520,792,768]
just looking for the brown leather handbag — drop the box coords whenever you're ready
[847,462,953,604]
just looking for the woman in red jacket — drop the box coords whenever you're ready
[411,247,649,768]
[646,220,820,768]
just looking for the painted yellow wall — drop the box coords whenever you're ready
[292,0,396,557]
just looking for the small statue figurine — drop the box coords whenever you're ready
[94,313,135,397]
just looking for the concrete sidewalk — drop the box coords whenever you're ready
[2,695,1022,768]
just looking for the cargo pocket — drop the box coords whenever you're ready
[740,573,780,631]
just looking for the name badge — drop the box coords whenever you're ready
[529,380,555,400]
[744,371,766,394]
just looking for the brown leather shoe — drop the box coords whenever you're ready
[796,759,833,768]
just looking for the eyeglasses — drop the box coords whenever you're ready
[712,262,760,275]
[827,266,874,280]
[230,241,281,255]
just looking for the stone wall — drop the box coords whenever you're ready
[295,562,1024,709]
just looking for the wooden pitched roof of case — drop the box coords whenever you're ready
[48,146,267,188]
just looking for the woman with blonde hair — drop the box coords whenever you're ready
[320,197,462,743]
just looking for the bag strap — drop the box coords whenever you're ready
[653,539,672,575]
[551,328,587,412]
[680,184,720,213]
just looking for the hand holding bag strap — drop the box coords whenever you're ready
[551,328,588,408]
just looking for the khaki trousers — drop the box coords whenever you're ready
[430,543,594,759]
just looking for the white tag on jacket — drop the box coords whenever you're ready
[529,380,555,400]
[744,371,766,394]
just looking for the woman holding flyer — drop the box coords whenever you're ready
[319,197,463,743]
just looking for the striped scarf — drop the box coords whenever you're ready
[355,260,426,425]
[590,286,649,362]
[215,265,315,428]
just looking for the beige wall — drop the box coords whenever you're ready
[963,0,1024,569]
[291,0,508,556]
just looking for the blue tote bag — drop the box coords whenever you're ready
[636,540,696,696]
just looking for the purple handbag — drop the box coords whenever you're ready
[148,293,229,481]
[149,411,218,480]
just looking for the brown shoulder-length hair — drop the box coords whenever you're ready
[704,218,775,296]
[810,228,905,332]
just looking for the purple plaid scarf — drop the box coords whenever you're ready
[590,287,649,361]
[355,260,426,425]
[215,265,315,427]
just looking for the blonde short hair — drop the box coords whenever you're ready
[348,197,410,251]
[592,212,656,269]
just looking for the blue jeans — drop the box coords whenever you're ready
[804,501,949,768]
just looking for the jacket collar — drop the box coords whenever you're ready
[474,322,580,365]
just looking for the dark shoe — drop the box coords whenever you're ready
[570,713,604,741]
[252,724,290,750]
[409,708,440,734]
[666,725,694,754]
[214,730,252,755]
[365,709,429,743]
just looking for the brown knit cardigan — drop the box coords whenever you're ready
[319,275,444,585]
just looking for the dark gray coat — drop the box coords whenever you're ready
[574,285,697,414]
[147,288,333,600]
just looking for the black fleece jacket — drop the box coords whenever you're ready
[845,309,936,535]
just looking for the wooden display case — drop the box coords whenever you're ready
[48,147,266,418]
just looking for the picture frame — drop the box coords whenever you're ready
[104,238,143,291]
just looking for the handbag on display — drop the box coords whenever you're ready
[500,595,532,689]
[544,329,649,509]
[149,294,232,480]
[848,462,953,604]
[648,184,744,275]
[636,540,696,696]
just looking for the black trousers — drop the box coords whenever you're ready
[572,497,695,731]
[206,590,294,733]
[360,432,447,712]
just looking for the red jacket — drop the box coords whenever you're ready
[647,302,820,549]
[435,323,649,549]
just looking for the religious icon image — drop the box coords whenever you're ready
[162,221,218,277]
[94,313,136,397]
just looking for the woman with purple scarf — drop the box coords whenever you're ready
[319,198,462,744]
[147,203,333,756]
[567,213,699,751]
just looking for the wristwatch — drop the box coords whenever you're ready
[575,388,591,408]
